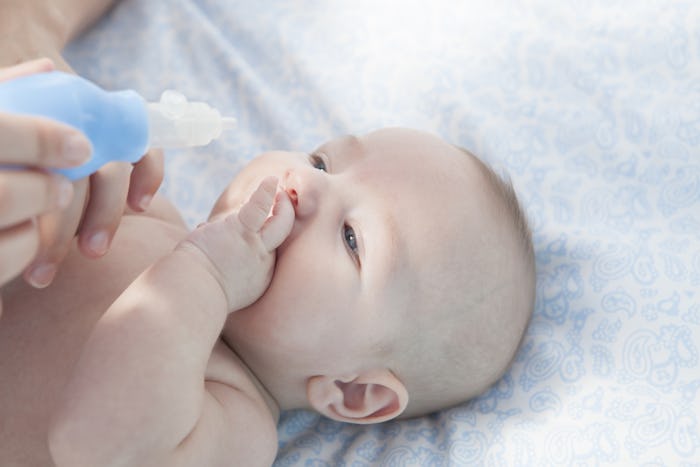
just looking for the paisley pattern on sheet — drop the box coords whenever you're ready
[66,1,700,464]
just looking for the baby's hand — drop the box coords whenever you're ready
[178,176,294,311]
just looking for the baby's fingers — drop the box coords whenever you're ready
[237,176,278,232]
[260,190,294,251]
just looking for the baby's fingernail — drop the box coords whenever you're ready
[260,177,278,195]
[62,132,92,164]
[87,230,109,256]
[53,176,74,209]
[28,262,57,288]
[138,194,153,211]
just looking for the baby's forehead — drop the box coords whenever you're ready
[378,171,495,302]
[319,128,464,168]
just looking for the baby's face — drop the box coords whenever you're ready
[212,128,474,395]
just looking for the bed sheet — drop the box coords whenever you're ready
[65,1,700,465]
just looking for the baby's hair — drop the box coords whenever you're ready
[456,146,534,275]
[398,145,536,418]
[456,145,535,371]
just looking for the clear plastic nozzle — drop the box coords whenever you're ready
[146,90,235,148]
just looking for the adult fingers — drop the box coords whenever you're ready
[0,170,73,228]
[0,57,54,82]
[0,219,39,287]
[76,162,131,258]
[0,112,91,167]
[23,179,89,288]
[127,148,164,212]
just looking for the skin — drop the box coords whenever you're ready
[0,58,164,303]
[1,0,163,292]
[0,59,86,292]
[1,128,481,466]
[217,129,479,413]
[1,2,522,466]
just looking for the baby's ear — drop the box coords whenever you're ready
[306,370,408,424]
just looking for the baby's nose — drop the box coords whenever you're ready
[286,187,299,208]
[283,168,321,218]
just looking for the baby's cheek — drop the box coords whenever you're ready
[209,190,236,220]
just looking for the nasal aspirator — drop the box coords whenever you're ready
[0,71,236,180]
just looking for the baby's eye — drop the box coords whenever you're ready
[309,153,328,172]
[343,224,360,265]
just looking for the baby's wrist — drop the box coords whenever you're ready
[172,241,236,312]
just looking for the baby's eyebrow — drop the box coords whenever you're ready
[312,134,363,166]
[338,134,365,161]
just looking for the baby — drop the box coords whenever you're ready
[0,127,535,466]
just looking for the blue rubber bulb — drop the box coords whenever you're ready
[0,71,149,180]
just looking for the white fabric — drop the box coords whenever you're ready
[66,1,700,464]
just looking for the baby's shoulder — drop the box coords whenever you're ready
[207,339,279,424]
[199,340,279,462]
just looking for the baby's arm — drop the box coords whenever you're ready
[48,177,294,467]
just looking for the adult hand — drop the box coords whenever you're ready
[0,58,90,296]
[11,61,165,289]
[24,145,164,288]
[0,58,165,295]
[178,177,295,311]
[0,1,159,292]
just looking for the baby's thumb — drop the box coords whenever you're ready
[260,190,294,251]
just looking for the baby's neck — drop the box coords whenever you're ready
[219,336,280,422]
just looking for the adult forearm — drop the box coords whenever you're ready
[0,0,119,68]
[50,0,120,44]
[48,248,230,467]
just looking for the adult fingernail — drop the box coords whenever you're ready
[87,230,109,256]
[62,133,92,164]
[28,262,57,288]
[53,176,74,209]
